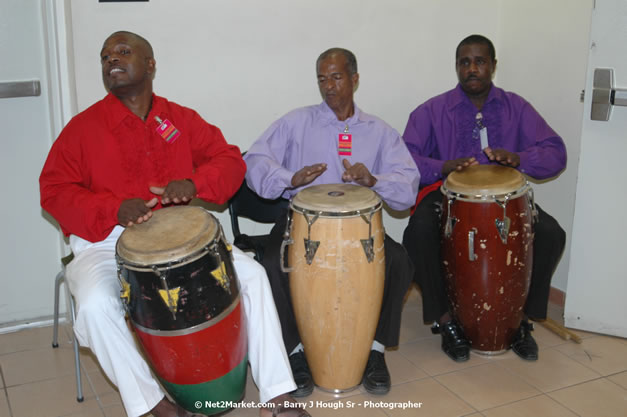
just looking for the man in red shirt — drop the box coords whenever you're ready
[40,31,309,417]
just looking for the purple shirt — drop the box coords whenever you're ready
[403,84,567,187]
[244,101,420,211]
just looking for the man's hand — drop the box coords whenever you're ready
[118,198,158,227]
[341,159,377,187]
[483,147,520,167]
[442,157,479,176]
[149,179,197,205]
[291,163,327,188]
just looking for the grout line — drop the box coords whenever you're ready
[0,364,14,417]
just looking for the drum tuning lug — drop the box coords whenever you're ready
[444,216,457,238]
[495,217,511,244]
[304,238,320,265]
[468,228,478,261]
[361,237,375,263]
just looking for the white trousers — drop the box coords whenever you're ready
[67,226,296,417]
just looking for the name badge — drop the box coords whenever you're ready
[155,116,181,144]
[338,133,352,156]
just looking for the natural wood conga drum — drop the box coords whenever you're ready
[441,165,535,354]
[283,184,385,392]
[116,206,246,415]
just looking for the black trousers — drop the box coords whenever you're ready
[262,210,414,353]
[402,189,566,324]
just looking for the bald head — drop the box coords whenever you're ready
[103,31,154,58]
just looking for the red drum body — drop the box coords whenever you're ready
[116,206,246,415]
[441,166,535,354]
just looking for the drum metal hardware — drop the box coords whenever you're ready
[303,212,320,265]
[527,187,539,223]
[280,210,295,273]
[152,265,178,319]
[359,211,375,263]
[115,257,131,307]
[444,197,458,238]
[468,228,478,261]
[494,196,511,244]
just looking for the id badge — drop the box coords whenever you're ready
[155,116,181,144]
[338,133,352,156]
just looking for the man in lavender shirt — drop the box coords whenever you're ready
[402,34,566,362]
[244,48,419,396]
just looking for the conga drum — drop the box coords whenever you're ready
[440,165,535,354]
[282,184,385,392]
[116,206,247,415]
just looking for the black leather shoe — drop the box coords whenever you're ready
[511,320,538,361]
[438,320,470,362]
[362,350,390,395]
[289,351,314,397]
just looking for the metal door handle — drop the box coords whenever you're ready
[591,68,627,121]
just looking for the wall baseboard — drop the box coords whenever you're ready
[549,286,566,307]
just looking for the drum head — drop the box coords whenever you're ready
[117,206,218,266]
[444,165,525,196]
[291,184,381,215]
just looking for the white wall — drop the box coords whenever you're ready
[4,0,592,325]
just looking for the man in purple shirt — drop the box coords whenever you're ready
[402,34,566,362]
[245,48,419,396]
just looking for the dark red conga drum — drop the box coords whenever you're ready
[116,206,246,415]
[441,165,535,354]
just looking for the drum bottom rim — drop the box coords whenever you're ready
[471,348,508,356]
[314,384,361,394]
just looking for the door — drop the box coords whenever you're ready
[565,0,627,337]
[0,0,66,323]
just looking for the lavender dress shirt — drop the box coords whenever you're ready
[244,101,420,211]
[403,84,567,187]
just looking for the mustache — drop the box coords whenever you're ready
[464,75,480,82]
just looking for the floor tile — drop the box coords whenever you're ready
[497,348,600,392]
[385,348,428,385]
[375,378,475,416]
[7,374,98,417]
[305,393,387,417]
[608,370,627,390]
[435,363,540,411]
[398,337,490,377]
[1,345,79,386]
[531,321,574,349]
[552,335,627,376]
[548,378,627,417]
[482,394,577,417]
[0,392,10,417]
[0,326,57,355]
[86,369,117,399]
[102,404,126,417]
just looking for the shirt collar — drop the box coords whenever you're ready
[448,83,502,110]
[102,92,166,129]
[316,100,374,127]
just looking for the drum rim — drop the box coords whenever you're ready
[441,182,530,202]
[131,295,241,336]
[116,242,214,271]
[289,201,383,218]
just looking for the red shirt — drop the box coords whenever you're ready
[40,93,245,242]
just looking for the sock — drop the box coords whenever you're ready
[371,340,385,353]
[290,343,304,356]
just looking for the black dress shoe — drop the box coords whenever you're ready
[511,320,538,361]
[437,320,470,362]
[362,350,390,395]
[289,351,314,397]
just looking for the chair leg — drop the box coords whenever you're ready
[52,270,84,402]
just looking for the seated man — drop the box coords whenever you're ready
[244,48,420,396]
[39,31,308,417]
[402,34,567,362]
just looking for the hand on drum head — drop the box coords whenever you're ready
[442,157,479,176]
[291,163,327,187]
[149,179,197,205]
[118,198,158,227]
[483,147,520,167]
[341,159,377,187]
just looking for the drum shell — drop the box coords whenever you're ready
[288,205,385,391]
[441,191,533,353]
[117,211,246,415]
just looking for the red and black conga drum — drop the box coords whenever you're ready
[116,206,247,415]
[441,165,535,354]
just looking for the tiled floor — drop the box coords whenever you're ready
[1,286,626,417]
